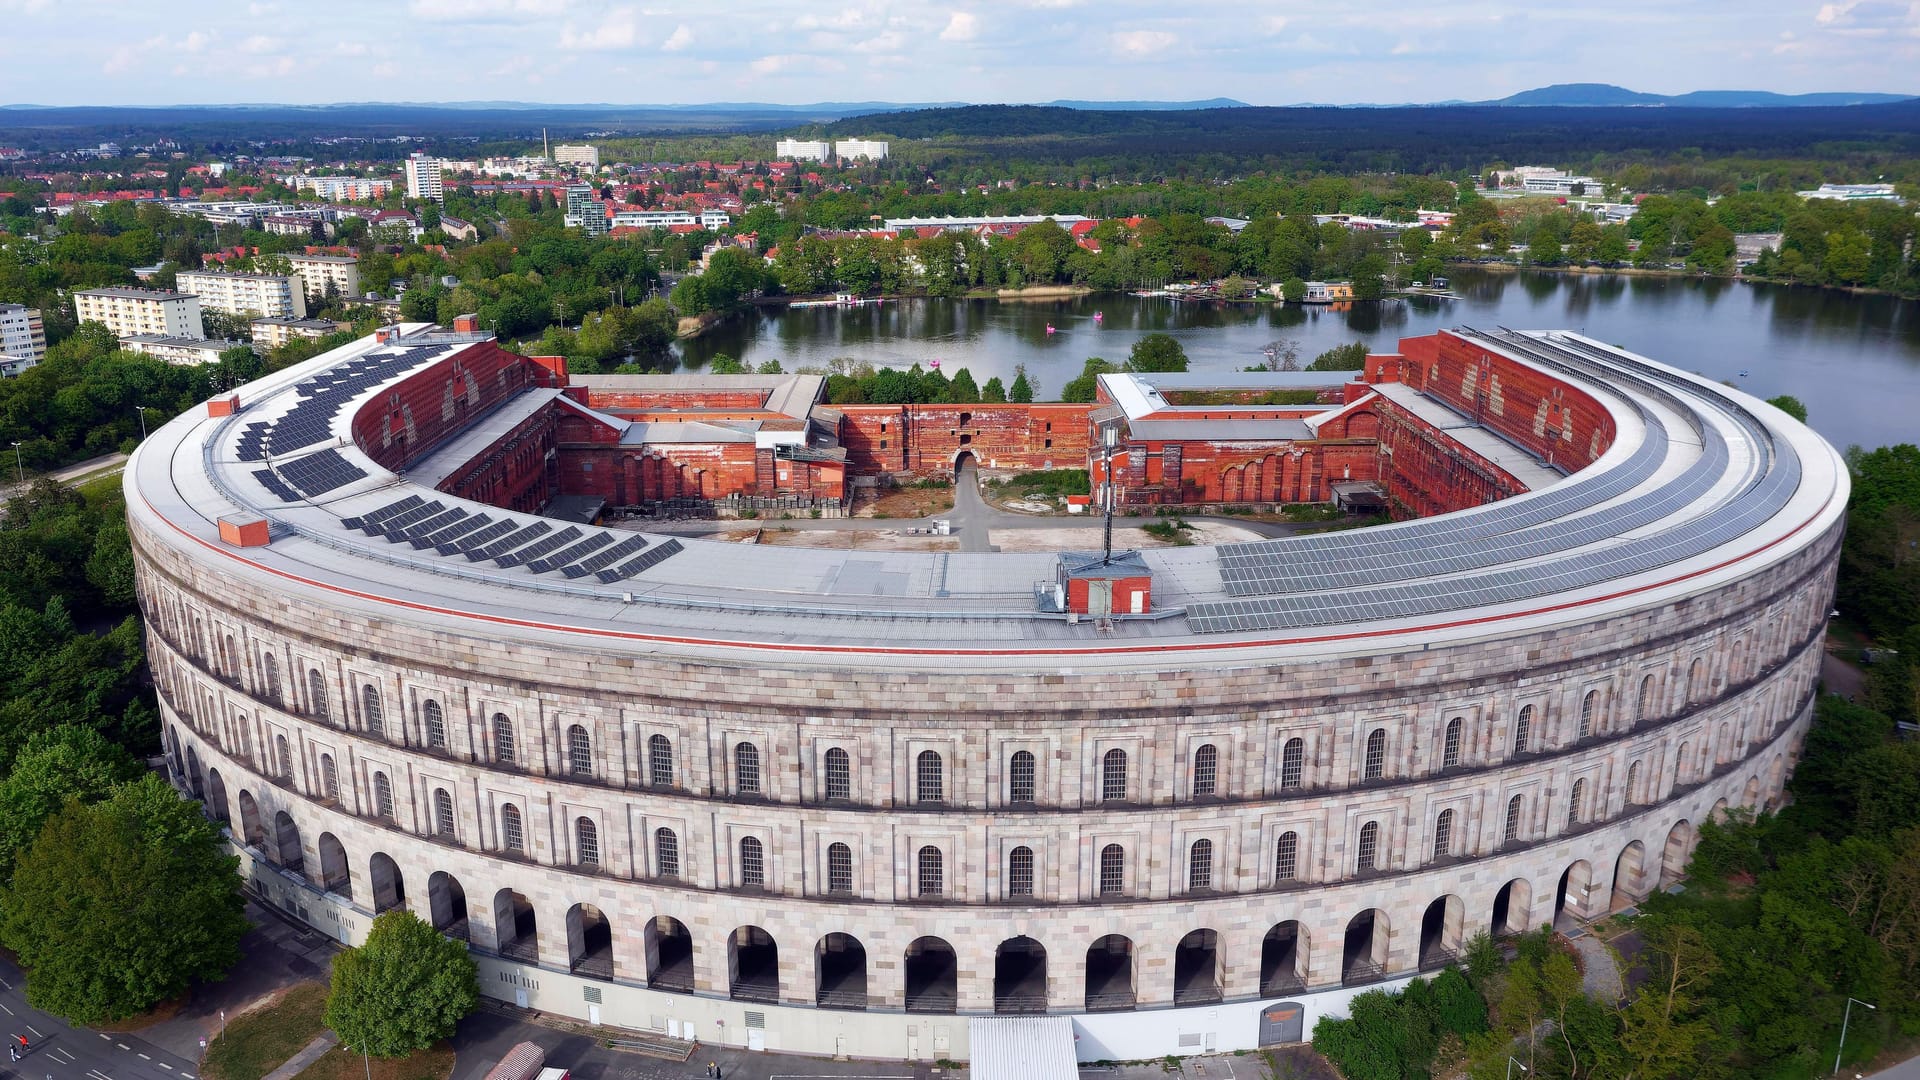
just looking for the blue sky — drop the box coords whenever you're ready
[1,0,1916,106]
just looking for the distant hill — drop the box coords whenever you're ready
[1489,83,1914,107]
[1042,98,1250,111]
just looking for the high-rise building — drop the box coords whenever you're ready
[405,154,444,203]
[176,270,308,320]
[286,254,362,301]
[0,304,46,362]
[834,138,889,161]
[553,144,600,169]
[72,287,203,339]
[775,138,831,161]
[563,184,608,237]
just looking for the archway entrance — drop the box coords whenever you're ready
[317,833,351,897]
[427,871,468,939]
[993,936,1047,1013]
[644,916,694,991]
[728,925,779,1002]
[567,904,613,978]
[1174,929,1223,1004]
[369,852,404,913]
[953,450,977,480]
[1555,861,1594,928]
[1085,935,1135,1011]
[1261,922,1307,995]
[904,936,957,1013]
[1342,910,1388,985]
[493,889,536,961]
[1418,896,1463,970]
[205,769,229,823]
[1611,842,1646,911]
[814,933,868,1010]
[1491,878,1531,937]
[1659,820,1694,890]
[271,810,303,873]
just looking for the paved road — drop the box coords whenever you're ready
[0,958,204,1080]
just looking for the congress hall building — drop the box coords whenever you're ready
[127,322,1845,1064]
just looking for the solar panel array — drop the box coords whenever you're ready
[1188,331,1801,634]
[235,344,452,465]
[333,497,681,584]
[250,449,368,502]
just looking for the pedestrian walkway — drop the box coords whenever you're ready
[260,1033,337,1080]
[1569,934,1624,1003]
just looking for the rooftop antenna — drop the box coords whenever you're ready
[1101,419,1118,566]
[543,128,550,160]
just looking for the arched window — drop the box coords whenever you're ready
[424,699,447,750]
[1514,705,1534,754]
[916,750,945,803]
[1275,831,1299,882]
[1280,738,1305,790]
[1569,778,1587,824]
[274,734,292,779]
[649,734,674,787]
[734,742,761,794]
[1007,846,1035,897]
[1433,809,1455,857]
[1008,750,1037,803]
[917,845,944,897]
[1504,795,1524,843]
[434,788,455,837]
[576,817,599,866]
[1098,844,1125,896]
[501,804,524,853]
[1192,743,1218,797]
[1638,675,1656,721]
[1626,761,1642,805]
[1363,728,1386,780]
[224,634,238,678]
[320,753,339,800]
[739,836,765,887]
[654,827,680,877]
[1687,658,1705,703]
[493,714,515,765]
[261,654,280,704]
[372,771,394,821]
[824,746,851,800]
[1442,717,1463,768]
[1188,838,1214,891]
[827,842,854,894]
[308,669,328,720]
[1356,821,1379,871]
[1101,748,1128,802]
[1579,690,1598,739]
[1676,741,1690,785]
[566,724,591,776]
[362,685,383,734]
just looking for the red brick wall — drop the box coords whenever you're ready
[434,408,557,515]
[350,341,547,472]
[1103,439,1381,506]
[1372,398,1528,518]
[839,404,1093,476]
[1399,332,1616,471]
[585,389,769,411]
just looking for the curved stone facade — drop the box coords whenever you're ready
[126,326,1848,1061]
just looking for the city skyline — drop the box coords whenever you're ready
[0,0,1916,108]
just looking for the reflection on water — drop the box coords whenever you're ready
[667,269,1920,449]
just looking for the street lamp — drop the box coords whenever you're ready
[1836,997,1875,1077]
[1507,1058,1528,1080]
[136,405,150,441]
[9,441,19,487]
[1099,419,1119,566]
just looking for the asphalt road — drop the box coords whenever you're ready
[0,958,203,1080]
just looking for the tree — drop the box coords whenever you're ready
[0,724,139,879]
[1061,357,1117,402]
[981,376,1007,402]
[1124,333,1189,374]
[947,367,980,403]
[1282,276,1306,302]
[0,774,247,1024]
[706,354,748,374]
[1008,364,1034,403]
[325,910,479,1058]
[1306,342,1369,371]
[1766,395,1808,423]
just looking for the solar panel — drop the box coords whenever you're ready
[252,469,300,502]
[389,507,469,542]
[495,526,581,568]
[526,532,612,574]
[561,534,648,578]
[274,448,368,499]
[363,500,444,536]
[467,521,551,562]
[341,495,422,531]
[597,539,683,581]
[411,512,492,550]
[444,518,517,555]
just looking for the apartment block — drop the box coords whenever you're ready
[286,254,362,300]
[834,138,889,161]
[176,270,308,320]
[251,316,345,349]
[0,304,46,362]
[118,335,248,366]
[776,138,831,161]
[280,175,395,200]
[405,154,445,203]
[563,184,609,237]
[73,287,203,339]
[553,144,600,169]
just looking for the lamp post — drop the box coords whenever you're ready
[9,441,19,487]
[1507,1058,1528,1080]
[1100,419,1118,566]
[136,405,150,441]
[1836,997,1874,1077]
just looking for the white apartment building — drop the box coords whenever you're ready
[177,270,308,320]
[834,138,888,161]
[776,138,831,161]
[118,335,246,366]
[563,184,609,236]
[251,317,345,349]
[286,254,362,300]
[1797,183,1904,203]
[609,208,733,230]
[73,287,203,339]
[1522,174,1602,195]
[0,304,46,363]
[405,154,445,203]
[553,144,600,169]
[280,175,395,200]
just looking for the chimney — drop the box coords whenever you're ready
[453,313,480,334]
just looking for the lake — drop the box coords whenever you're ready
[672,268,1920,451]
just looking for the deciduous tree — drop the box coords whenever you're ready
[325,910,480,1057]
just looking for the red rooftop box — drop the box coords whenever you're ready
[216,515,269,547]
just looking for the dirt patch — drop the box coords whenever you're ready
[854,487,953,518]
[757,528,959,552]
[293,1043,455,1080]
[990,520,1263,552]
[201,982,330,1080]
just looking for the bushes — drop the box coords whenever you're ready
[1312,967,1489,1080]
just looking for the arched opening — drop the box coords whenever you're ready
[317,833,350,897]
[1742,775,1761,810]
[728,925,779,1002]
[1084,934,1135,1011]
[369,852,405,914]
[567,903,613,978]
[953,449,976,479]
[644,915,694,992]
[1342,910,1389,985]
[271,810,303,873]
[1174,928,1223,1004]
[1418,896,1464,969]
[206,768,230,823]
[814,932,868,1010]
[1611,841,1646,912]
[994,936,1048,1013]
[1659,820,1694,889]
[904,936,957,1013]
[1261,922,1307,994]
[1709,797,1730,822]
[185,747,203,797]
[237,790,265,849]
[493,888,536,962]
[1491,878,1531,937]
[427,871,469,940]
[1554,860,1594,929]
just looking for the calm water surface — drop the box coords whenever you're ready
[672,268,1920,450]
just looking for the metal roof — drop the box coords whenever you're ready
[967,1017,1077,1080]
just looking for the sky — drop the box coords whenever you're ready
[0,0,1917,107]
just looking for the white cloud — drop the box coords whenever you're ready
[102,34,166,75]
[940,11,978,41]
[0,0,51,12]
[852,30,905,53]
[1111,29,1176,56]
[240,35,284,54]
[750,53,798,74]
[662,24,693,50]
[558,6,641,50]
[410,0,568,21]
[180,31,211,52]
[795,7,872,31]
[1261,16,1288,35]
[335,41,372,56]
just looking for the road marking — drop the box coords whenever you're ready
[138,1053,152,1060]
[116,1044,130,1051]
[182,1073,197,1078]
[89,1069,112,1080]
[26,1023,43,1036]
[98,1034,110,1041]
[51,1047,76,1063]
[159,1063,174,1071]
[0,1003,12,1015]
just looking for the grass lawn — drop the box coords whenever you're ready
[292,1043,456,1080]
[201,982,331,1080]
